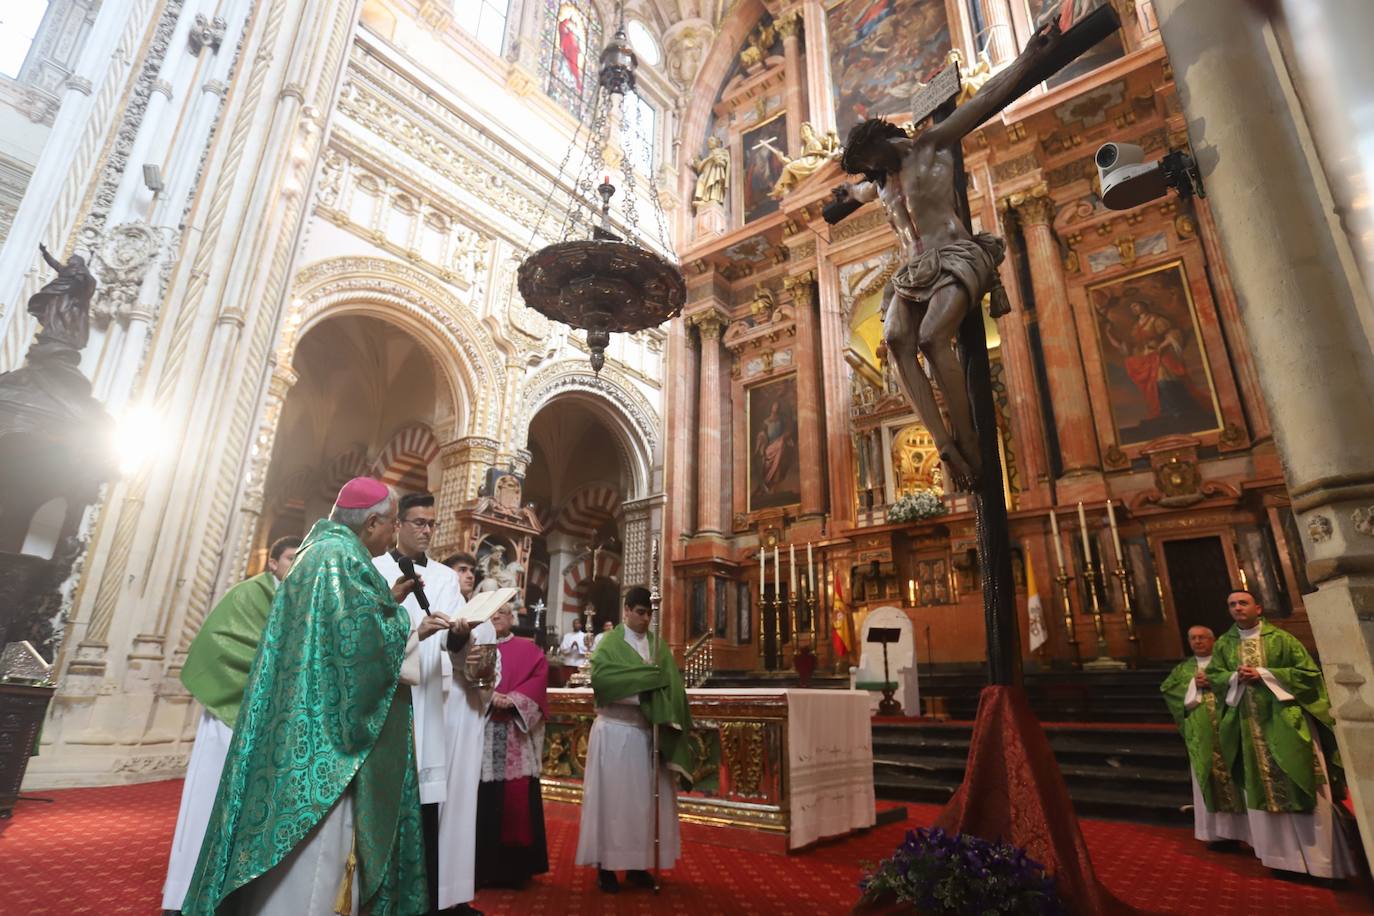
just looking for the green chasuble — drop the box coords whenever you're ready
[589,624,695,787]
[181,571,277,729]
[184,519,426,916]
[1159,657,1244,813]
[1206,621,1344,814]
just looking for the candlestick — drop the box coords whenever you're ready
[1106,498,1123,562]
[789,543,797,593]
[908,578,916,606]
[759,547,765,600]
[1049,509,1065,569]
[1055,569,1082,669]
[773,546,780,595]
[807,542,815,596]
[1076,501,1092,559]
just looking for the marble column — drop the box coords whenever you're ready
[992,263,1050,498]
[692,310,728,536]
[1006,186,1100,476]
[1157,0,1374,865]
[816,256,856,530]
[777,12,804,154]
[977,0,1018,67]
[785,271,826,518]
[800,0,836,134]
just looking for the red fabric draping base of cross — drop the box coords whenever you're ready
[935,685,1136,916]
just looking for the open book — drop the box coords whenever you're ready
[456,587,520,625]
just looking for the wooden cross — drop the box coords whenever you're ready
[831,5,1120,686]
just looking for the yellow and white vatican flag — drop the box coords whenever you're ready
[1026,554,1048,652]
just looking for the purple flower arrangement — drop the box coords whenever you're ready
[859,827,1064,915]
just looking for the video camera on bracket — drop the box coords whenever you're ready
[1095,142,1205,210]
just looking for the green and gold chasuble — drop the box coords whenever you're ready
[1206,621,1344,815]
[184,519,426,915]
[589,624,695,787]
[1159,657,1244,814]
[180,571,277,729]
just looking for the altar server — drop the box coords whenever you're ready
[437,613,495,914]
[185,478,438,915]
[373,491,469,912]
[1208,590,1355,877]
[161,535,300,912]
[1159,625,1249,845]
[575,587,693,893]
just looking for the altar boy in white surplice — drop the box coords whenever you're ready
[372,491,474,913]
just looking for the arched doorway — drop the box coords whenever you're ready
[524,395,638,636]
[255,314,453,562]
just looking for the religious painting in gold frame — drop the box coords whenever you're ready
[740,114,786,224]
[1086,260,1222,448]
[747,373,801,512]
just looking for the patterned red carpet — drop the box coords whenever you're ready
[0,779,1367,915]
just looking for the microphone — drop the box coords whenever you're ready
[396,556,430,611]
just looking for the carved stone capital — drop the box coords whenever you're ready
[776,12,804,41]
[64,75,93,96]
[692,312,727,340]
[783,270,816,309]
[1003,182,1055,226]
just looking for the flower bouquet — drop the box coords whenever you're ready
[856,827,1063,915]
[886,489,948,524]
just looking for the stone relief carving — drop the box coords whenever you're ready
[91,221,163,324]
[1352,506,1374,537]
[664,21,713,89]
[189,14,228,55]
[1307,514,1333,544]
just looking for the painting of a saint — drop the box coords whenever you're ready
[827,0,950,136]
[1089,262,1220,446]
[748,376,800,511]
[741,117,785,223]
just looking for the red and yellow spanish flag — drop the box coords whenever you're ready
[832,567,852,658]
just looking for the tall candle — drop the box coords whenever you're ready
[1106,498,1123,562]
[789,542,797,593]
[773,546,781,595]
[908,578,917,606]
[1048,510,1065,569]
[760,547,765,599]
[1076,502,1092,561]
[807,542,815,596]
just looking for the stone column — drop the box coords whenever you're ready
[992,263,1051,498]
[691,309,728,536]
[1005,186,1100,477]
[1156,0,1374,864]
[977,0,1018,66]
[816,256,855,530]
[777,12,804,154]
[785,271,826,518]
[800,0,836,134]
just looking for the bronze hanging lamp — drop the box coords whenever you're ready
[516,7,683,373]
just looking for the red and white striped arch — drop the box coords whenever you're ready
[553,483,622,540]
[320,446,371,502]
[559,549,623,618]
[371,425,440,495]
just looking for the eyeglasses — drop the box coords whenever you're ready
[401,518,441,531]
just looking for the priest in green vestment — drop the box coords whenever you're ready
[184,478,431,915]
[1206,589,1354,877]
[1159,624,1248,845]
[575,586,693,893]
[162,536,301,912]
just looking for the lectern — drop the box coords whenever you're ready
[867,627,903,716]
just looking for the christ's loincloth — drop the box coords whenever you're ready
[891,232,1010,317]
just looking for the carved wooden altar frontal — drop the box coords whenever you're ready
[541,689,790,836]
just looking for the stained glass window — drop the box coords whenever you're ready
[455,0,509,55]
[541,0,602,117]
[623,90,656,175]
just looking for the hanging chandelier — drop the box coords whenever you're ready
[516,9,684,373]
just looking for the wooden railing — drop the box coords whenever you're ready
[683,631,714,687]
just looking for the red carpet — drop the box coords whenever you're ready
[0,779,1367,915]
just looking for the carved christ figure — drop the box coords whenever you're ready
[834,22,1065,487]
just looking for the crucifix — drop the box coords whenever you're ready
[827,5,1121,687]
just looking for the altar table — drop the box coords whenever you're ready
[541,688,875,851]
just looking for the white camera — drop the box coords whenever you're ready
[1096,142,1204,210]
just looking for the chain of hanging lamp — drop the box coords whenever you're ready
[517,0,684,373]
